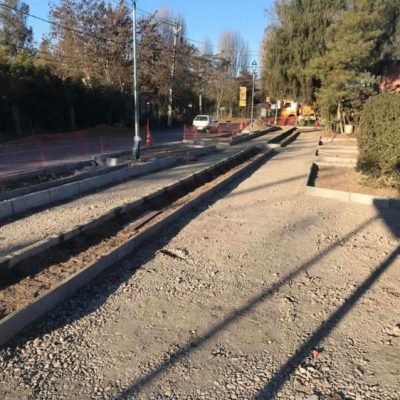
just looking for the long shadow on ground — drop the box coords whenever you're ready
[253,202,400,399]
[2,148,280,350]
[112,216,379,399]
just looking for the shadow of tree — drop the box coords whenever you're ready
[112,217,378,399]
[1,147,279,350]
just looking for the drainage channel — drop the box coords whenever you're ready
[0,145,273,347]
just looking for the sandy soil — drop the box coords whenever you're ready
[316,166,400,199]
[0,132,399,400]
[242,118,271,133]
[320,132,358,144]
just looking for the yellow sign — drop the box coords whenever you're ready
[239,86,247,107]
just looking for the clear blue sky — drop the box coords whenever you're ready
[26,0,273,64]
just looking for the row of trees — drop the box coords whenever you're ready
[262,0,400,131]
[0,0,252,139]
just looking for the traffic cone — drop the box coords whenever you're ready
[145,118,153,147]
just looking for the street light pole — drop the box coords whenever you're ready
[167,23,181,128]
[250,60,257,133]
[132,0,140,160]
[199,88,203,114]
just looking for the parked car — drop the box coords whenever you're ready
[192,115,219,132]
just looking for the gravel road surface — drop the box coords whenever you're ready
[0,131,399,400]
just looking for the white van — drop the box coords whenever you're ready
[193,115,219,132]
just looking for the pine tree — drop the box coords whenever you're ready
[263,0,345,104]
[0,0,33,57]
[312,0,400,129]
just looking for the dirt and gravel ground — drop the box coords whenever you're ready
[0,130,287,257]
[0,131,399,400]
[316,166,400,198]
[0,152,260,320]
[0,144,233,256]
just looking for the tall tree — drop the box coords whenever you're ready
[202,37,213,56]
[218,30,249,77]
[262,0,400,130]
[0,0,33,57]
[312,0,400,129]
[262,0,345,104]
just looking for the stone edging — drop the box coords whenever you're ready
[0,146,275,348]
[305,163,400,210]
[0,145,218,222]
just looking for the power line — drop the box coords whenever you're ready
[0,1,265,78]
[134,5,261,54]
[0,1,129,46]
[0,1,262,58]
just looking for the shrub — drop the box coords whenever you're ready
[357,93,400,178]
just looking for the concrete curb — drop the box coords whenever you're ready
[318,145,358,152]
[0,162,128,202]
[0,145,236,272]
[0,160,95,185]
[0,146,274,347]
[0,156,180,222]
[316,156,357,166]
[0,145,218,205]
[305,163,399,210]
[92,142,183,166]
[230,126,281,145]
[280,130,300,147]
[266,127,297,146]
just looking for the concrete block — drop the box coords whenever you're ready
[308,186,351,202]
[350,193,389,208]
[82,212,114,233]
[59,228,80,243]
[106,158,118,167]
[186,145,217,159]
[9,236,59,269]
[12,190,50,215]
[0,255,13,272]
[78,176,104,193]
[165,180,182,193]
[0,201,12,221]
[48,182,80,203]
[121,199,145,214]
[92,169,126,188]
[124,165,140,179]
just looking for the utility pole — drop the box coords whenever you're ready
[167,23,182,128]
[199,88,203,114]
[250,60,257,133]
[132,0,141,160]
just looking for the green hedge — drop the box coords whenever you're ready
[357,93,400,177]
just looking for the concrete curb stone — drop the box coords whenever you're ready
[0,156,180,222]
[306,162,398,211]
[0,146,274,347]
